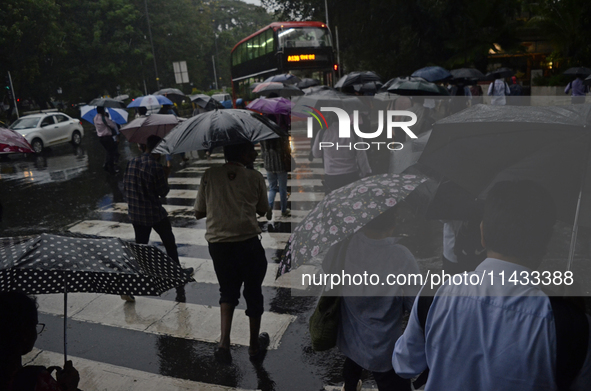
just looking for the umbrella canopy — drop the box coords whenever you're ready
[190,94,225,110]
[0,127,34,154]
[387,79,450,96]
[264,73,302,85]
[127,95,173,108]
[379,76,426,92]
[88,97,126,108]
[411,66,452,83]
[485,67,513,80]
[418,104,591,267]
[153,88,187,103]
[564,67,591,76]
[0,233,193,295]
[79,105,129,125]
[120,114,182,144]
[297,78,321,89]
[0,233,194,361]
[353,81,383,94]
[246,97,294,116]
[152,109,285,154]
[253,82,304,98]
[303,85,334,95]
[276,173,429,277]
[450,68,485,81]
[585,74,591,86]
[334,71,381,89]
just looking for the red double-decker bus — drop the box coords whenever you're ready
[230,21,336,103]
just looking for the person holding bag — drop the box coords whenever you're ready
[94,106,120,174]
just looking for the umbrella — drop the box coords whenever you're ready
[0,127,34,154]
[450,68,485,80]
[411,66,452,83]
[79,105,129,125]
[253,82,304,98]
[418,104,591,268]
[297,78,321,89]
[276,173,429,277]
[88,97,126,108]
[563,67,591,76]
[291,90,365,118]
[190,94,224,110]
[0,233,194,361]
[246,97,294,116]
[353,81,383,94]
[334,71,381,89]
[303,85,334,95]
[485,67,513,80]
[127,95,173,108]
[119,114,182,144]
[379,77,426,92]
[152,109,286,154]
[153,88,187,103]
[264,74,302,85]
[585,74,591,86]
[387,79,450,96]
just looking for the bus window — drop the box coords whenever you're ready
[265,28,274,54]
[279,27,331,49]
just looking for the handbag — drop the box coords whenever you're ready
[309,295,341,351]
[308,237,351,351]
[101,114,118,137]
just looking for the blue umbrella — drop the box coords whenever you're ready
[411,66,452,83]
[127,95,173,108]
[79,105,129,125]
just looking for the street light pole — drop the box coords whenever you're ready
[324,0,329,27]
[144,0,160,90]
[212,55,219,90]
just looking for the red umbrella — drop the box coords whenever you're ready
[119,114,182,144]
[0,127,34,154]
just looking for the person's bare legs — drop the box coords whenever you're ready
[248,315,262,355]
[219,303,235,350]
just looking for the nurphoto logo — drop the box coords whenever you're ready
[301,106,418,151]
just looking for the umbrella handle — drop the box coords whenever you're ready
[64,279,68,365]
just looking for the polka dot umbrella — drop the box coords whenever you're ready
[0,233,194,361]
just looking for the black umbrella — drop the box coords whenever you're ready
[485,67,513,80]
[152,109,286,154]
[585,74,591,86]
[450,68,485,80]
[564,67,591,76]
[411,66,452,83]
[253,82,304,98]
[88,97,126,108]
[387,79,450,96]
[379,77,426,92]
[263,73,302,85]
[190,94,224,110]
[353,81,383,94]
[334,71,381,89]
[297,78,321,89]
[0,233,194,361]
[303,85,334,95]
[419,104,591,268]
[154,88,187,103]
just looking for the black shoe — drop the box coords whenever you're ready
[214,346,232,364]
[249,332,270,362]
[175,287,186,303]
[183,267,194,276]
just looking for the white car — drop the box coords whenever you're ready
[9,113,84,153]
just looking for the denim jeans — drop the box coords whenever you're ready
[267,171,288,213]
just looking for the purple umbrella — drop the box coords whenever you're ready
[246,97,294,116]
[120,114,182,144]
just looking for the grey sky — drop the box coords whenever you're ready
[241,0,262,6]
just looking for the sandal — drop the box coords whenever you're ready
[249,332,270,361]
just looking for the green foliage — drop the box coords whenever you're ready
[0,0,274,110]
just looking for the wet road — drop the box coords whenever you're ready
[2,124,591,390]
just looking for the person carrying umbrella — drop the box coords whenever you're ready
[123,135,194,302]
[94,106,120,174]
[194,142,271,364]
[565,75,589,104]
[487,74,510,105]
[0,291,80,391]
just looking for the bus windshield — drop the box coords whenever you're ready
[278,27,332,49]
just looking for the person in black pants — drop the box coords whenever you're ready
[93,106,119,174]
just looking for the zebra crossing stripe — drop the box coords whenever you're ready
[35,293,295,349]
[23,348,255,391]
[167,177,324,187]
[164,189,325,202]
[67,220,291,250]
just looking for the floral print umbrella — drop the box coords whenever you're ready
[276,173,428,277]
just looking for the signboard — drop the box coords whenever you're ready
[287,54,316,62]
[173,61,189,84]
